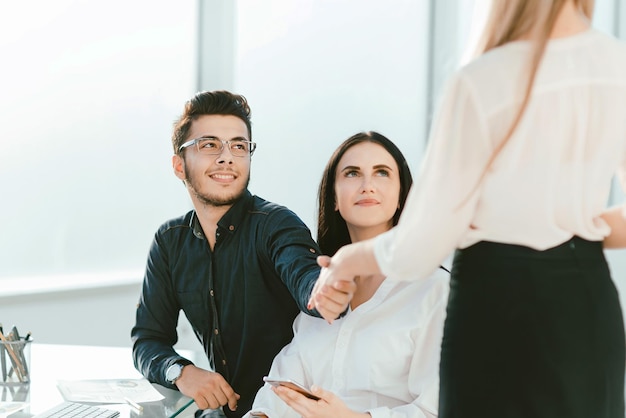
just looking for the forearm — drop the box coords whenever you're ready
[131,336,192,388]
[132,302,189,388]
[601,204,626,248]
[266,209,323,314]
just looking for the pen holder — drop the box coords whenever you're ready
[0,338,31,385]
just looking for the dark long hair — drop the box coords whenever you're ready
[317,131,413,256]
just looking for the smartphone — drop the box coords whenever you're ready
[262,376,321,401]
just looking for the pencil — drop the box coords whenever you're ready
[169,398,194,418]
[0,332,25,382]
[18,338,29,377]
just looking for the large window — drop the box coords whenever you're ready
[0,0,196,287]
[2,0,624,297]
[233,0,432,230]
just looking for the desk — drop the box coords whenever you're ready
[1,344,199,418]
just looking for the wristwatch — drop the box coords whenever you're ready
[165,363,185,385]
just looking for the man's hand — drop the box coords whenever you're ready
[175,365,240,411]
[271,384,369,418]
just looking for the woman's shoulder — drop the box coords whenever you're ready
[454,44,527,93]
[571,28,626,52]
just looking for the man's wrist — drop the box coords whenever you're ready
[165,360,192,385]
[165,363,185,384]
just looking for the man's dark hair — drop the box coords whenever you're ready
[172,90,252,155]
[317,131,413,256]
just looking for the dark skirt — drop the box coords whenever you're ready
[439,236,625,418]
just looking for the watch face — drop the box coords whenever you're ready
[166,364,183,383]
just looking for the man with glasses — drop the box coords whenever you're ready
[131,91,349,418]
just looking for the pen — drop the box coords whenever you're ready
[0,324,7,382]
[169,398,194,418]
[124,397,144,413]
[12,329,29,379]
[10,326,20,341]
[0,343,5,382]
[6,332,27,383]
[0,323,6,382]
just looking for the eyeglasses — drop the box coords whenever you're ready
[178,137,256,157]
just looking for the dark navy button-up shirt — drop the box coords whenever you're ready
[131,190,321,417]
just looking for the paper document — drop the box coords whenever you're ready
[0,402,26,417]
[57,379,164,403]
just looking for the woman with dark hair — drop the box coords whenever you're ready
[244,132,448,418]
[317,131,414,257]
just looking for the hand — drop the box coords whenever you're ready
[308,257,356,323]
[271,385,368,418]
[175,365,240,411]
[601,204,626,248]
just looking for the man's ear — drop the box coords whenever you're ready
[172,154,186,181]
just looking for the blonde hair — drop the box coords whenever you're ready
[472,0,594,182]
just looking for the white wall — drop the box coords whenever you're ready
[0,284,142,347]
[0,282,202,350]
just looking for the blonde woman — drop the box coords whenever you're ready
[309,1,626,417]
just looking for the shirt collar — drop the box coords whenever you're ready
[188,189,254,239]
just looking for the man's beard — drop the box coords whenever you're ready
[184,165,250,207]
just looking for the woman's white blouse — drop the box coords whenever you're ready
[245,269,449,418]
[375,29,626,281]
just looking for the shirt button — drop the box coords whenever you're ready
[309,248,316,253]
[222,360,227,366]
[214,329,219,335]
[229,225,235,231]
[210,290,214,297]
